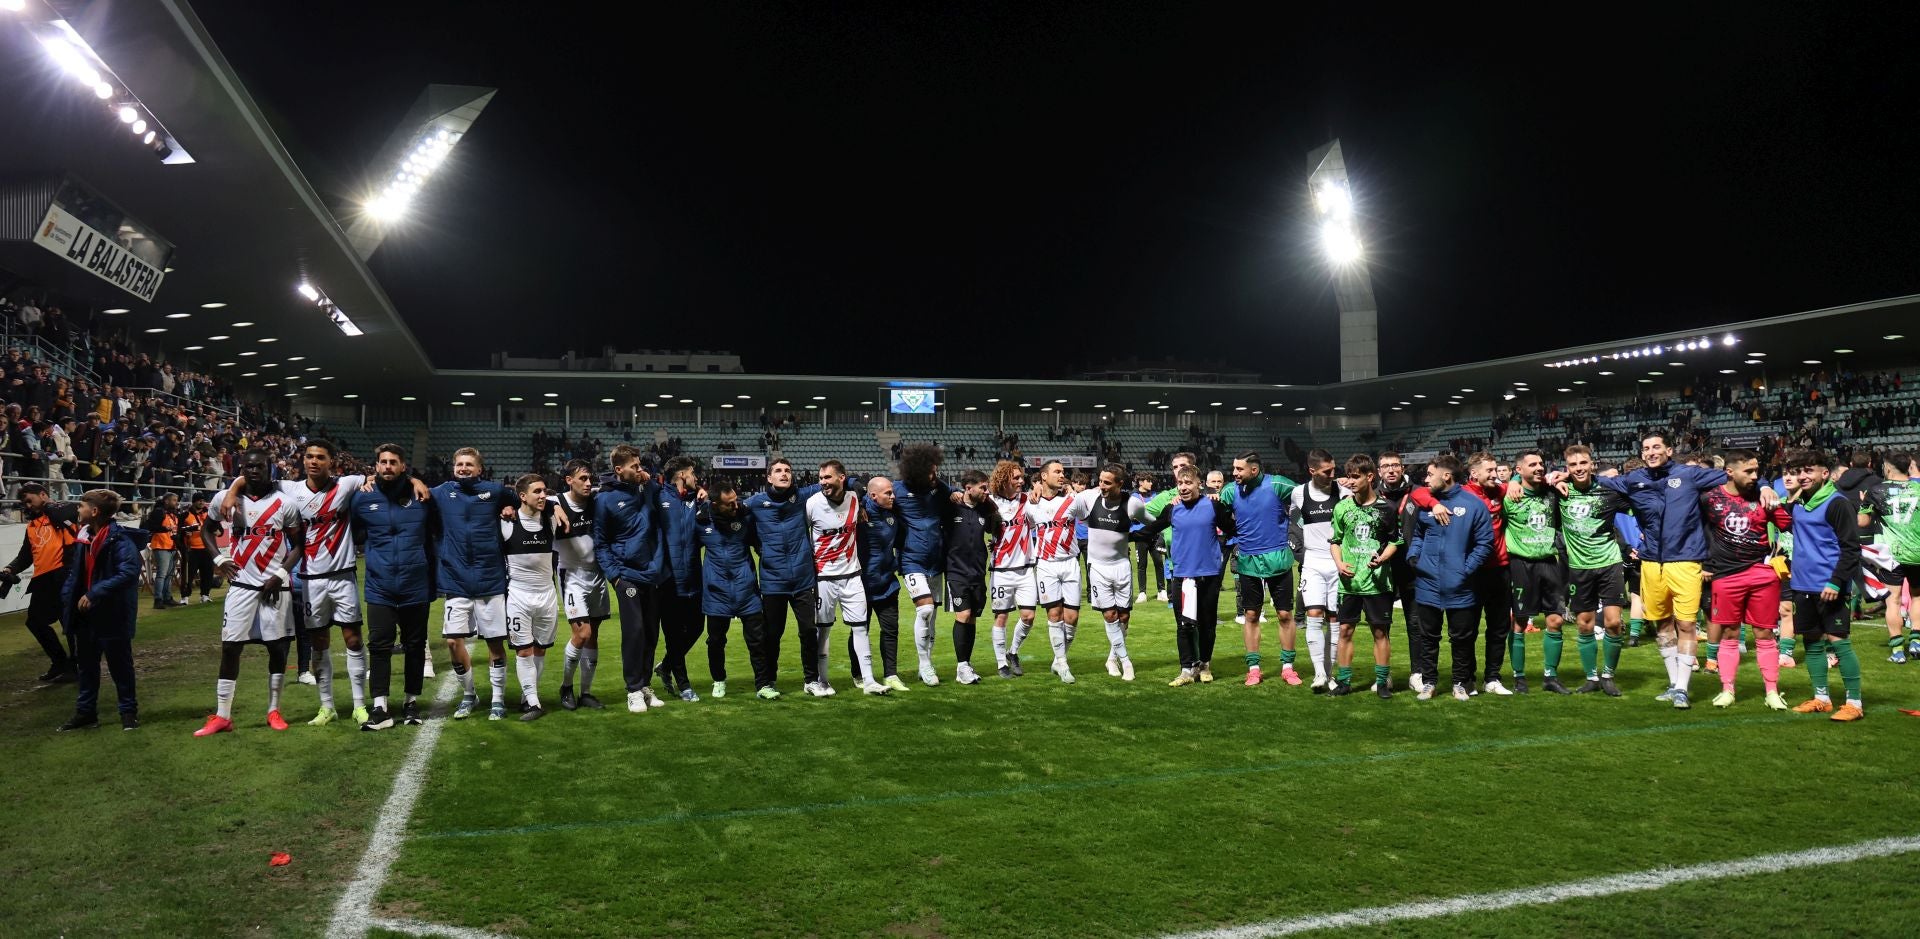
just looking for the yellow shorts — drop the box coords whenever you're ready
[1642,560,1704,622]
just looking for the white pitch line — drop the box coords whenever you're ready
[366,916,518,939]
[1156,833,1920,939]
[325,674,463,939]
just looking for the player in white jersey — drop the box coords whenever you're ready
[503,474,560,720]
[194,449,306,737]
[805,460,887,696]
[987,460,1039,677]
[1290,448,1349,690]
[1084,463,1150,680]
[550,460,609,711]
[1024,459,1104,683]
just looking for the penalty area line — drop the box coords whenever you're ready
[1152,832,1920,939]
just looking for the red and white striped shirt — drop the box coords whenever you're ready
[1026,489,1097,562]
[990,494,1036,570]
[230,492,302,587]
[278,474,365,576]
[806,489,863,578]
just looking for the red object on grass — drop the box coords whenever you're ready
[269,852,292,867]
[1898,708,1920,717]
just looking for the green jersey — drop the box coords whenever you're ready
[1502,484,1560,560]
[1330,495,1401,596]
[1862,478,1920,565]
[1558,481,1628,570]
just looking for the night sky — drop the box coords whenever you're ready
[192,1,1920,382]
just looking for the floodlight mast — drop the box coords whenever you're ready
[1308,138,1379,382]
[346,84,497,261]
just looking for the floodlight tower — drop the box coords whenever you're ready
[345,83,496,261]
[1307,139,1379,382]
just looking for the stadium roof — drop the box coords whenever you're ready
[3,2,1915,416]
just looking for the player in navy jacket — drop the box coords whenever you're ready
[655,457,707,701]
[856,476,906,687]
[352,443,437,729]
[697,480,767,697]
[742,458,822,690]
[594,445,670,712]
[892,442,952,685]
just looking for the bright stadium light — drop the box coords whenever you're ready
[1321,220,1363,265]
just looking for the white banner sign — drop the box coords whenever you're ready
[33,203,166,302]
[1398,449,1440,464]
[1024,455,1099,469]
[712,454,767,470]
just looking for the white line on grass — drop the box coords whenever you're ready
[366,916,518,939]
[1155,832,1920,939]
[325,674,481,939]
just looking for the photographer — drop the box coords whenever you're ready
[58,489,146,731]
[1,482,79,682]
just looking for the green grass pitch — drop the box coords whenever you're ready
[4,584,1919,937]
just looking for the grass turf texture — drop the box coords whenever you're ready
[4,586,1919,938]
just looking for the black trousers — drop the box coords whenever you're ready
[1391,559,1421,673]
[854,591,899,679]
[1418,603,1481,689]
[1173,574,1222,668]
[657,591,702,685]
[24,585,72,671]
[1472,565,1511,682]
[761,589,820,686]
[185,547,216,595]
[614,579,661,693]
[367,603,430,701]
[737,610,781,688]
[705,613,752,682]
[71,631,136,716]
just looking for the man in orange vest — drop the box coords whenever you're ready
[181,495,217,604]
[141,492,185,609]
[2,482,78,683]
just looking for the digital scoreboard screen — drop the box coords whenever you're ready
[888,389,939,414]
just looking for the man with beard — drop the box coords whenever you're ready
[1288,449,1347,691]
[1023,459,1104,683]
[942,470,1001,684]
[892,442,953,687]
[194,449,304,736]
[804,460,887,696]
[1217,451,1299,686]
[551,460,610,709]
[1,482,79,684]
[1699,449,1792,710]
[743,458,824,694]
[1374,452,1425,690]
[1502,450,1564,694]
[596,445,669,713]
[698,480,765,697]
[1406,454,1495,702]
[1409,451,1516,695]
[1557,445,1632,697]
[654,457,706,702]
[855,475,907,690]
[352,445,436,730]
[1084,463,1149,680]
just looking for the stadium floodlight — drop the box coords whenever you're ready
[1308,139,1379,380]
[4,0,27,12]
[297,283,320,301]
[293,281,365,337]
[349,86,495,255]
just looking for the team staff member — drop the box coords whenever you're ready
[943,470,1000,684]
[596,445,669,713]
[352,444,437,730]
[1131,472,1168,603]
[141,491,184,609]
[697,480,765,698]
[856,475,909,691]
[1407,454,1496,702]
[1408,451,1513,694]
[744,458,823,693]
[56,489,146,732]
[2,482,78,683]
[1786,450,1865,722]
[1594,433,1727,705]
[1137,465,1237,686]
[1374,453,1422,687]
[655,457,705,702]
[181,495,217,604]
